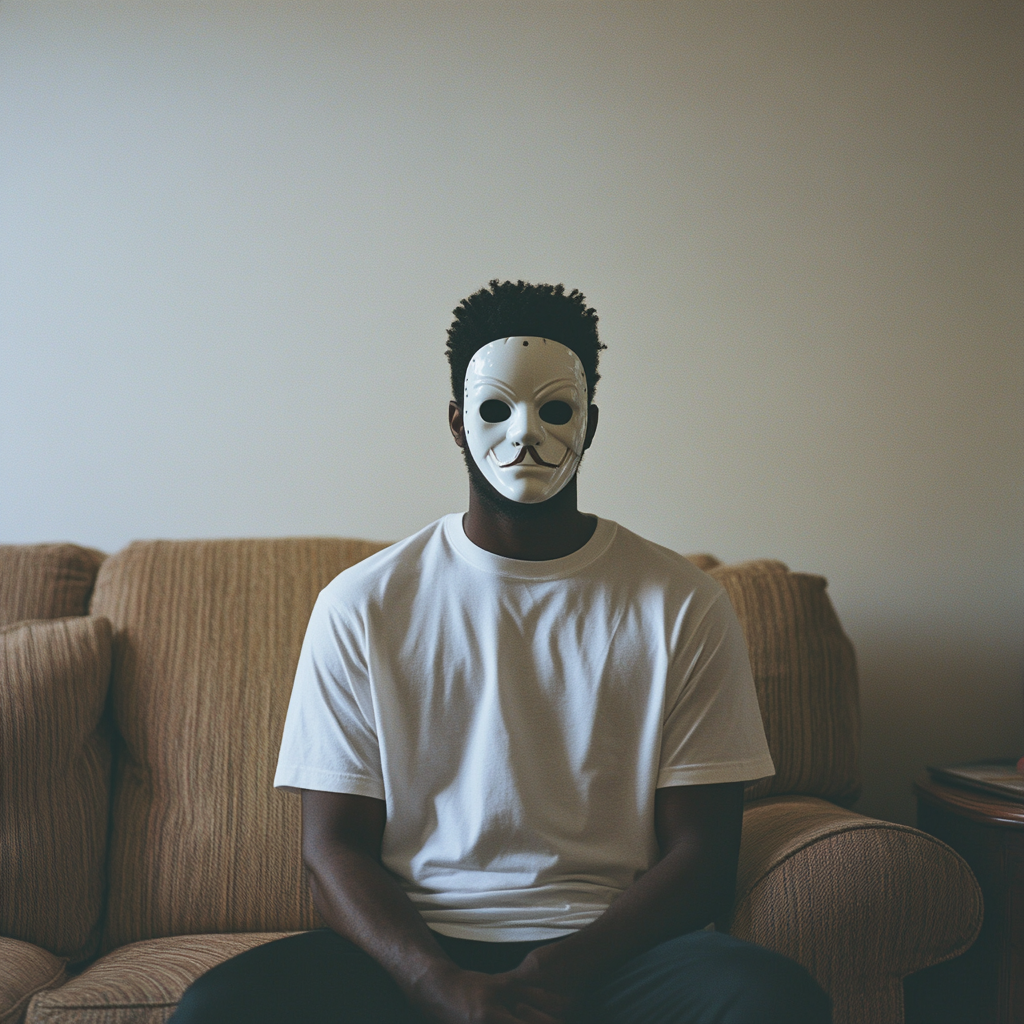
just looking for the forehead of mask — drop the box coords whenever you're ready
[463,336,587,422]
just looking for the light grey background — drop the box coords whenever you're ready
[2,1,1021,825]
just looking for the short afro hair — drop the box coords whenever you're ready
[446,279,605,405]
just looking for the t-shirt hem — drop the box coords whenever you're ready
[428,922,579,942]
[273,764,385,800]
[656,759,776,788]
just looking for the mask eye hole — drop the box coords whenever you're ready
[539,401,572,425]
[479,399,511,423]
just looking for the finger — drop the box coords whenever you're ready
[517,986,568,1015]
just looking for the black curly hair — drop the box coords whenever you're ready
[446,280,605,405]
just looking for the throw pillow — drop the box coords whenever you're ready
[710,560,861,805]
[0,544,105,626]
[0,616,113,960]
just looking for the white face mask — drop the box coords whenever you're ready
[463,337,589,504]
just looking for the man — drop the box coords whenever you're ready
[173,280,831,1023]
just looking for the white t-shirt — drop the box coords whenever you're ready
[275,514,774,941]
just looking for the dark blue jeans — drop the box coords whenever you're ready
[171,927,831,1024]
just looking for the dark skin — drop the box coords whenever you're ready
[301,395,746,1024]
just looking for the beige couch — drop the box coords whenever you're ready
[1,539,982,1024]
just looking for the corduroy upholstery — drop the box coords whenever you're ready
[24,933,292,1024]
[734,796,983,1024]
[0,545,105,627]
[710,560,861,805]
[0,940,65,1024]
[89,539,389,950]
[0,618,113,961]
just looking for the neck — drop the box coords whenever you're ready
[462,477,597,560]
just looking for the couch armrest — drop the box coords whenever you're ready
[732,795,983,1024]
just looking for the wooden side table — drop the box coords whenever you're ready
[904,773,1024,1024]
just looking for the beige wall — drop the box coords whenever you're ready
[2,1,1021,825]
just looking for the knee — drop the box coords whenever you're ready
[594,932,831,1024]
[170,971,244,1024]
[699,934,832,1024]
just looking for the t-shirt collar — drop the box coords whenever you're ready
[443,513,617,580]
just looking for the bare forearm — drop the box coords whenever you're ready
[524,839,730,993]
[305,840,451,992]
[518,783,743,999]
[306,843,568,1023]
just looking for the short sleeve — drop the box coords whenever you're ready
[274,588,385,799]
[657,589,775,788]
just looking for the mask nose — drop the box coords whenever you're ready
[507,404,545,448]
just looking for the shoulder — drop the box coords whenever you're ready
[316,516,453,618]
[600,522,726,606]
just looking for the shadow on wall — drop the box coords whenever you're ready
[852,618,1022,826]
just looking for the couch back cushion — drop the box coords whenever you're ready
[0,544,105,626]
[709,560,860,805]
[90,538,389,949]
[0,616,113,960]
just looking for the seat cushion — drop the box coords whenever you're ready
[90,539,389,949]
[709,560,860,804]
[25,933,293,1024]
[0,545,105,627]
[0,938,66,1024]
[0,617,113,960]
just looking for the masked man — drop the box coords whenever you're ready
[173,281,831,1024]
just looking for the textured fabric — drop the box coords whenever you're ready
[276,516,772,941]
[0,545,105,627]
[89,539,389,950]
[733,795,984,1024]
[0,617,112,960]
[25,933,291,1024]
[0,939,66,1024]
[709,560,860,803]
[170,927,829,1024]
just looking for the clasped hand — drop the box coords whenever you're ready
[411,955,574,1024]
